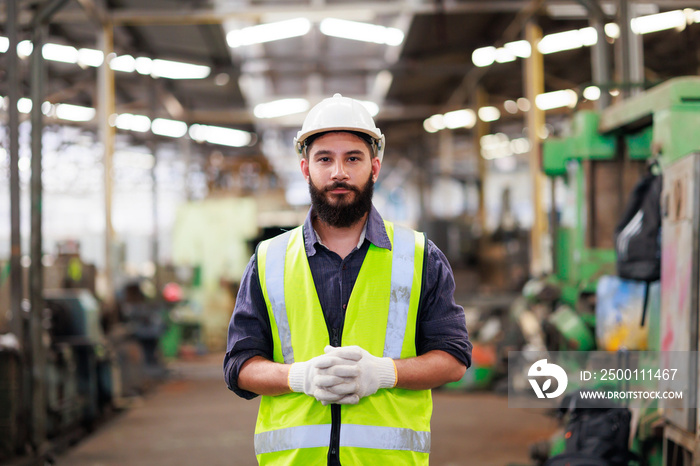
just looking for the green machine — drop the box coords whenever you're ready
[542,77,700,465]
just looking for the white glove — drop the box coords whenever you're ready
[322,345,396,401]
[288,351,361,404]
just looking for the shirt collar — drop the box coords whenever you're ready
[303,204,391,257]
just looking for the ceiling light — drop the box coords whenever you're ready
[110,55,136,73]
[215,73,230,86]
[517,98,531,112]
[504,100,518,114]
[0,36,9,53]
[478,106,501,122]
[511,138,531,154]
[151,118,188,138]
[254,98,310,119]
[694,10,700,23]
[583,86,601,101]
[535,89,578,110]
[43,43,78,64]
[18,98,32,113]
[538,27,597,54]
[494,47,516,64]
[78,48,104,67]
[472,46,496,67]
[17,40,33,58]
[227,18,311,48]
[55,103,96,122]
[424,114,446,133]
[605,23,621,39]
[41,102,53,116]
[135,57,153,75]
[504,40,531,58]
[631,10,686,34]
[115,113,151,132]
[444,109,476,129]
[151,59,210,80]
[189,124,252,147]
[320,18,404,46]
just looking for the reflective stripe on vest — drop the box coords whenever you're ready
[262,224,417,364]
[263,230,294,364]
[255,424,430,455]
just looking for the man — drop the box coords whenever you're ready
[224,93,472,465]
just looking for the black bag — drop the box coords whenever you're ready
[613,167,662,325]
[614,170,662,281]
[544,391,636,466]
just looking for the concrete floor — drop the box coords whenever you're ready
[54,354,558,466]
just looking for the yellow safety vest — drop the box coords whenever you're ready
[254,220,431,465]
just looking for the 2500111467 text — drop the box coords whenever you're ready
[580,368,678,382]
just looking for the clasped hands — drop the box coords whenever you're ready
[288,345,397,405]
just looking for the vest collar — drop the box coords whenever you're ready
[304,205,392,256]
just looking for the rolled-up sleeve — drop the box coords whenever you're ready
[223,255,273,399]
[416,240,473,369]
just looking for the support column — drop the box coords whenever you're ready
[590,17,612,109]
[524,22,549,277]
[473,87,489,238]
[617,0,644,98]
[7,0,23,345]
[29,22,47,451]
[98,21,117,311]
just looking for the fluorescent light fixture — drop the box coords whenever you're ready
[43,43,78,64]
[535,89,578,110]
[18,40,33,58]
[320,18,404,46]
[254,98,309,119]
[694,10,700,23]
[472,46,496,67]
[478,106,501,122]
[423,114,446,133]
[444,109,476,129]
[55,103,96,122]
[41,102,53,116]
[18,98,32,113]
[151,59,210,80]
[504,100,518,114]
[135,57,153,75]
[510,138,531,155]
[583,86,601,101]
[359,100,379,117]
[504,40,531,58]
[0,36,9,53]
[517,98,531,112]
[151,118,188,138]
[78,48,104,67]
[189,124,252,147]
[480,133,512,160]
[115,113,151,132]
[631,10,686,34]
[110,54,136,72]
[494,47,516,64]
[605,23,621,39]
[227,18,311,48]
[538,27,597,54]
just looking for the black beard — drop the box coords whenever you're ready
[309,172,374,228]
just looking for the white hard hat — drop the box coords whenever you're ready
[293,93,385,161]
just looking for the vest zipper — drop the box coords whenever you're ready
[328,328,342,466]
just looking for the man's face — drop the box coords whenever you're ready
[300,132,381,228]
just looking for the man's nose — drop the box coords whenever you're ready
[331,160,349,180]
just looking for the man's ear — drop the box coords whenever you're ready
[371,156,381,182]
[300,157,310,182]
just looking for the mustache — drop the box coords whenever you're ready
[324,182,360,193]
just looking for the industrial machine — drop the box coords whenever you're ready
[541,77,700,464]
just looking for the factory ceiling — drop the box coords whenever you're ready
[2,0,700,166]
